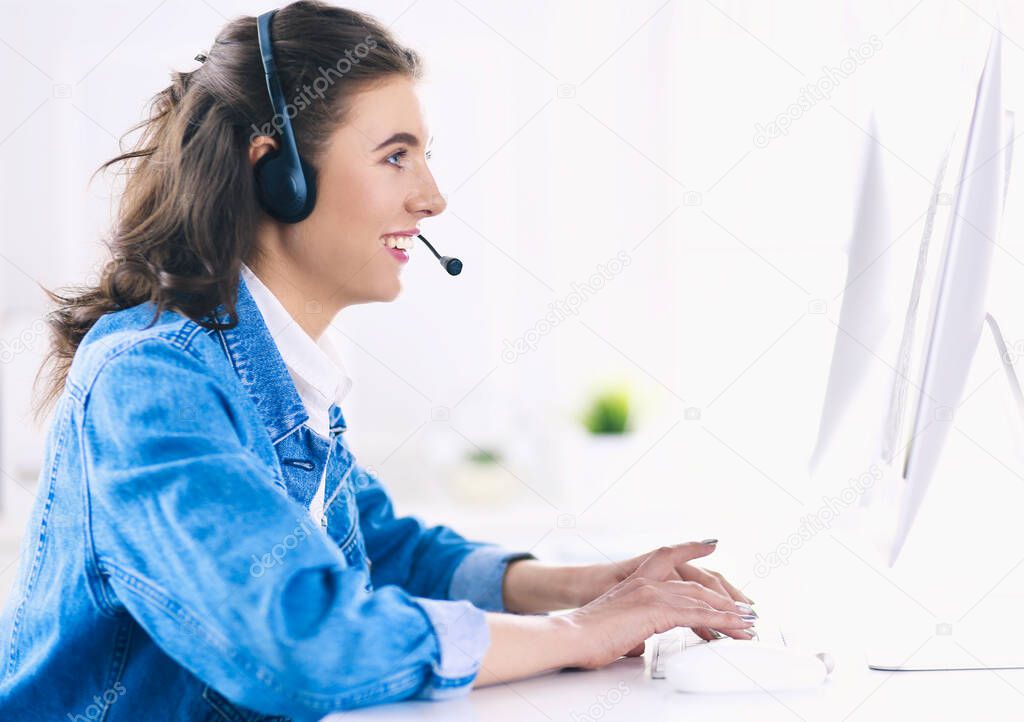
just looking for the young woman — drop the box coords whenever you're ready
[0,2,755,719]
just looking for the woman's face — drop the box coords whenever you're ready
[251,75,446,313]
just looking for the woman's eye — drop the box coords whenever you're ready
[386,149,407,167]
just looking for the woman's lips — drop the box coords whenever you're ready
[386,247,409,263]
[382,233,414,264]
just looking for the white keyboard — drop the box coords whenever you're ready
[650,622,788,679]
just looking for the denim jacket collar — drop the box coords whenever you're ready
[239,263,353,440]
[209,273,312,444]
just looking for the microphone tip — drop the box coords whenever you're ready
[444,257,463,276]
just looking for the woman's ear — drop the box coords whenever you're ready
[248,135,279,168]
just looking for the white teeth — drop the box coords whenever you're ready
[381,235,413,251]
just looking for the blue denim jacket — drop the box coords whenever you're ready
[0,274,535,721]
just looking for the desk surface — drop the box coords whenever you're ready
[329,647,1024,722]
[326,536,1024,722]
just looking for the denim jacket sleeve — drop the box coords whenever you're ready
[350,462,537,611]
[79,338,489,718]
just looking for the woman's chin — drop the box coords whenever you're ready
[339,281,402,307]
[378,279,403,303]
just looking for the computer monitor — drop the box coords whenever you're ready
[892,30,1009,565]
[813,30,1024,671]
[813,30,1013,569]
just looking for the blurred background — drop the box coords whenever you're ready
[3,0,1024,629]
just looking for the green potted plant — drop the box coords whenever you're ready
[560,383,641,511]
[580,386,633,435]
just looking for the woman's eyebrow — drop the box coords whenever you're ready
[372,132,434,151]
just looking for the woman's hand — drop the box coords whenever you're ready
[562,551,757,669]
[567,541,754,641]
[478,544,758,687]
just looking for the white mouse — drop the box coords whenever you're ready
[664,638,834,693]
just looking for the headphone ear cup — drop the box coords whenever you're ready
[253,150,318,224]
[292,155,318,222]
[253,149,283,217]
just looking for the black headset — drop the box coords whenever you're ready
[254,9,317,223]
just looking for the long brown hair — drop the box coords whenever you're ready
[33,0,421,421]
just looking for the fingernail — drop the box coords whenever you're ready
[736,603,758,618]
[701,538,718,545]
[740,614,758,621]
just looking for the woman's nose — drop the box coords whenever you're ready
[409,176,447,218]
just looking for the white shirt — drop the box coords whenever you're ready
[240,263,352,522]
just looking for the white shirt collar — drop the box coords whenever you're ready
[240,263,352,439]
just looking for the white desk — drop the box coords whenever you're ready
[329,647,1024,722]
[325,533,1024,722]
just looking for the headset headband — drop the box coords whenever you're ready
[255,9,311,219]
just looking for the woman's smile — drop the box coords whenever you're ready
[381,231,418,264]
